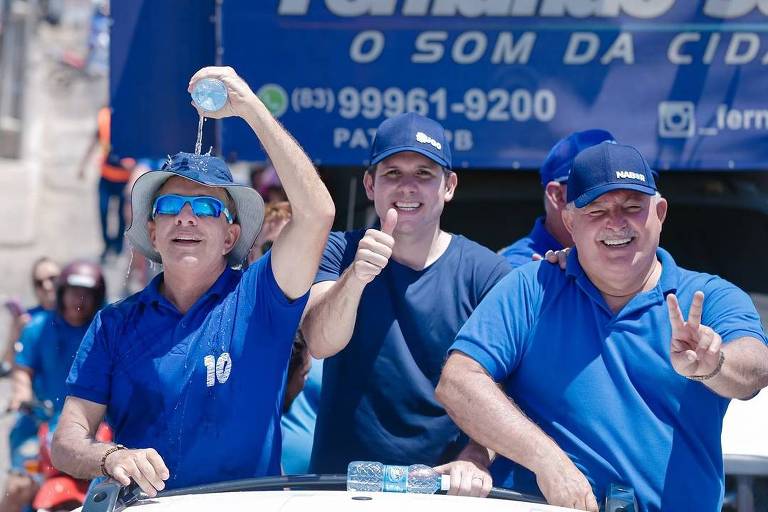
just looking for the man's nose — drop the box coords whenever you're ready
[175,203,198,225]
[605,208,628,228]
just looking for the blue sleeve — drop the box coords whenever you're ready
[314,231,348,284]
[478,256,513,299]
[66,312,113,404]
[14,316,46,371]
[700,278,768,345]
[450,266,541,381]
[242,251,310,327]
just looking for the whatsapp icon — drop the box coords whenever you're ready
[257,84,288,118]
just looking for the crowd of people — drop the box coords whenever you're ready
[1,66,767,512]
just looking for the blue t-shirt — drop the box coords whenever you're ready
[67,254,308,489]
[281,357,323,475]
[498,217,563,268]
[310,230,511,473]
[450,248,767,512]
[16,310,89,413]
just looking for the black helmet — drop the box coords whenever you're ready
[56,261,106,312]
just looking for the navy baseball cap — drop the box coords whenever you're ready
[540,129,615,186]
[567,142,657,208]
[370,112,452,169]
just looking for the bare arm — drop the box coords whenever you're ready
[667,293,768,399]
[436,352,598,511]
[301,210,398,359]
[52,396,169,497]
[302,275,367,359]
[9,366,34,411]
[188,66,335,300]
[698,337,768,399]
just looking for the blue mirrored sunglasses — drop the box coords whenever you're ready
[151,194,233,224]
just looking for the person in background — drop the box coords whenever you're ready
[498,130,614,267]
[1,261,105,512]
[280,330,323,474]
[78,106,136,261]
[2,257,61,369]
[437,142,768,511]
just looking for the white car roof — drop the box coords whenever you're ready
[74,490,579,512]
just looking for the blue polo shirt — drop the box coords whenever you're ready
[67,254,308,489]
[16,310,89,413]
[498,217,563,268]
[310,230,511,473]
[450,248,767,512]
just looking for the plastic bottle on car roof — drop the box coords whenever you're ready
[347,461,450,494]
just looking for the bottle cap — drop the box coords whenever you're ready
[440,474,451,491]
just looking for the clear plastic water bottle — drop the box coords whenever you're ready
[347,461,451,494]
[191,78,228,112]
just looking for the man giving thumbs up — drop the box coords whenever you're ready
[301,113,511,496]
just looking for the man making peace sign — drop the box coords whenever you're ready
[437,141,768,512]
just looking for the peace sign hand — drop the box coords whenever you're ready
[666,291,723,378]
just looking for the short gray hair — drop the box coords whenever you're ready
[566,192,662,211]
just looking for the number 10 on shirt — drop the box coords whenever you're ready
[204,352,232,387]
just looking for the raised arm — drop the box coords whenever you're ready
[667,292,768,399]
[52,396,169,497]
[436,352,598,511]
[188,66,335,299]
[301,210,397,359]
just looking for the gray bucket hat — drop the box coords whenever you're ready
[125,152,265,266]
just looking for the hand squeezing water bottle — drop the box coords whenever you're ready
[191,78,228,112]
[347,461,451,494]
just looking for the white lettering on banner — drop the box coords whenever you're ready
[333,127,474,152]
[616,171,646,181]
[203,353,232,387]
[703,0,768,18]
[564,33,634,65]
[350,31,385,63]
[666,32,768,65]
[412,31,536,64]
[725,33,760,64]
[717,105,768,130]
[276,0,678,18]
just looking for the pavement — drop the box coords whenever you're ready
[0,0,122,494]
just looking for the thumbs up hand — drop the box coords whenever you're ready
[352,208,398,284]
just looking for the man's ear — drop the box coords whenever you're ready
[656,196,668,225]
[148,220,157,249]
[561,208,575,236]
[545,181,567,210]
[223,224,242,255]
[363,171,375,201]
[443,172,458,202]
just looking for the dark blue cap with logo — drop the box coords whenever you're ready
[370,112,452,170]
[540,129,615,186]
[567,141,657,208]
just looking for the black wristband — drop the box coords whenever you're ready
[687,351,725,381]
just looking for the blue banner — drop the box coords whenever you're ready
[221,1,768,170]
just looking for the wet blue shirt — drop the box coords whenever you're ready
[67,254,308,489]
[498,217,563,268]
[281,358,323,475]
[16,310,89,413]
[310,230,511,473]
[450,248,767,512]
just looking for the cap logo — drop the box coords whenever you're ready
[616,170,646,182]
[416,131,442,150]
[67,274,97,288]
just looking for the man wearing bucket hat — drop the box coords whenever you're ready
[499,129,614,267]
[51,66,335,496]
[437,141,768,511]
[301,112,511,496]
